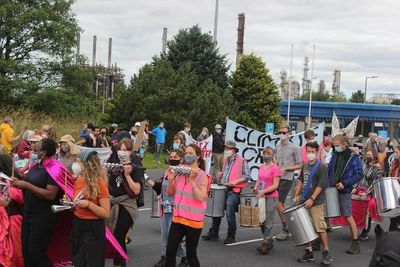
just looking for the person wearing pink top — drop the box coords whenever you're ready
[253,147,281,255]
[301,130,322,164]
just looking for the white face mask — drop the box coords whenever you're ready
[117,150,130,162]
[224,150,234,158]
[279,134,288,141]
[216,129,222,134]
[307,153,317,162]
[71,162,82,176]
[184,127,190,133]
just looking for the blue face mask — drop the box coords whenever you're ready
[184,155,197,165]
[31,153,38,163]
[173,143,180,150]
[335,146,344,153]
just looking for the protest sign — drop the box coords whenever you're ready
[197,135,213,174]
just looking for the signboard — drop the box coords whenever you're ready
[265,123,274,134]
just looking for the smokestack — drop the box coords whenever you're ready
[213,0,219,45]
[108,38,112,68]
[92,35,97,66]
[76,33,80,62]
[236,13,245,67]
[162,28,167,53]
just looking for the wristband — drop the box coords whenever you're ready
[87,201,91,208]
[310,196,315,201]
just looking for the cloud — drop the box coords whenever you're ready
[72,0,400,98]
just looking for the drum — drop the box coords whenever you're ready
[151,190,161,218]
[283,204,318,246]
[325,187,341,218]
[373,177,400,218]
[239,193,259,227]
[205,184,227,217]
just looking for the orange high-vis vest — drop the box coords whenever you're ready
[173,170,211,222]
[223,155,248,193]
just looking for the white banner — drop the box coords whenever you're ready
[197,135,213,174]
[75,145,112,164]
[225,119,324,180]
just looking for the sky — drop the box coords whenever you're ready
[72,0,400,99]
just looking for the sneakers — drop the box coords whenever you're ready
[224,236,236,245]
[346,240,360,254]
[256,241,273,254]
[201,232,219,241]
[154,256,166,267]
[276,230,290,241]
[311,238,321,251]
[178,257,189,267]
[297,249,315,262]
[359,229,369,240]
[321,250,333,265]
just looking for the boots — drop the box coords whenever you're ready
[256,241,273,254]
[154,256,166,267]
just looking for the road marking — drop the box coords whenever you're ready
[139,208,151,211]
[225,238,263,246]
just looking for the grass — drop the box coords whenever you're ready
[142,151,169,170]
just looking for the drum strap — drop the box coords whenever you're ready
[302,160,321,201]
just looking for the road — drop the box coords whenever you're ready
[107,169,384,267]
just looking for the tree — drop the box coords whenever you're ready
[230,54,282,130]
[0,0,80,104]
[299,91,331,102]
[391,99,400,105]
[349,90,365,103]
[329,92,347,102]
[166,25,230,90]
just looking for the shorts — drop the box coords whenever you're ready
[278,179,293,203]
[338,193,352,217]
[309,204,327,233]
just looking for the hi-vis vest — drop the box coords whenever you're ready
[173,170,211,222]
[223,155,248,193]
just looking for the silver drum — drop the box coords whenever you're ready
[373,177,400,218]
[151,189,161,218]
[240,193,258,207]
[283,204,318,246]
[205,184,227,217]
[325,187,341,218]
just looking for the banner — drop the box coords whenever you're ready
[332,112,359,138]
[197,135,213,174]
[75,145,112,164]
[225,119,324,180]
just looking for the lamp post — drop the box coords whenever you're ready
[364,76,378,103]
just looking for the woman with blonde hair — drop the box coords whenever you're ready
[58,135,79,174]
[196,127,209,142]
[72,150,110,267]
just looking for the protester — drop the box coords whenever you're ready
[130,126,138,145]
[294,142,332,265]
[389,145,400,232]
[301,130,320,164]
[365,133,380,153]
[275,124,302,241]
[58,135,79,173]
[353,149,383,240]
[320,140,333,164]
[146,150,189,267]
[196,127,209,142]
[253,147,280,255]
[108,131,131,164]
[353,135,364,155]
[0,154,24,267]
[0,117,24,154]
[84,123,97,148]
[152,122,167,164]
[328,135,363,254]
[79,123,90,139]
[211,124,224,182]
[172,134,185,151]
[107,138,141,267]
[100,128,110,147]
[385,138,394,153]
[11,139,61,267]
[202,140,251,244]
[179,122,194,147]
[165,144,211,267]
[111,123,120,141]
[72,150,110,267]
[16,130,35,159]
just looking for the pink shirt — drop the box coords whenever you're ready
[258,163,281,199]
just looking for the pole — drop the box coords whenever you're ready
[92,35,97,66]
[364,77,368,103]
[108,38,112,69]
[162,28,167,53]
[307,45,316,129]
[213,0,219,45]
[286,44,294,125]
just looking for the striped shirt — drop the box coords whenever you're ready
[221,154,251,184]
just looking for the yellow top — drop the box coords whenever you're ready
[0,123,15,153]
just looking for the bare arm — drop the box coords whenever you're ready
[189,176,209,201]
[76,198,110,219]
[123,165,141,196]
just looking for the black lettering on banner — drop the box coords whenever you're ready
[257,133,266,147]
[234,126,248,143]
[242,147,258,163]
[247,130,256,146]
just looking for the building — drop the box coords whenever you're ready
[332,70,341,96]
[280,70,300,99]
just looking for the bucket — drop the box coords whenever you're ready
[283,203,318,245]
[205,184,227,217]
[325,187,341,218]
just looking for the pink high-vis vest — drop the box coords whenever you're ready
[173,170,211,222]
[223,155,248,193]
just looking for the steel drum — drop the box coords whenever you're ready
[205,184,227,217]
[151,189,161,218]
[373,177,400,218]
[239,193,259,227]
[283,203,318,246]
[325,187,341,218]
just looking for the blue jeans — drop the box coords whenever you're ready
[161,213,186,257]
[154,143,164,161]
[210,191,240,237]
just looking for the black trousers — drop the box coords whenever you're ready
[389,215,400,231]
[166,222,202,267]
[72,217,106,267]
[113,206,133,267]
[22,212,56,267]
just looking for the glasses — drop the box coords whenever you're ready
[277,131,288,134]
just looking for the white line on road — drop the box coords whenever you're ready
[225,238,263,246]
[139,208,151,211]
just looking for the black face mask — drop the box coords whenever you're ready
[169,159,181,166]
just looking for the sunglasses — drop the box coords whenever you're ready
[277,131,288,134]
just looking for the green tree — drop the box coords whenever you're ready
[166,25,230,90]
[299,91,331,102]
[330,92,347,102]
[349,89,365,103]
[230,54,281,130]
[391,99,400,105]
[0,0,80,104]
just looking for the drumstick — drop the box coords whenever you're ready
[11,157,15,178]
[64,170,67,199]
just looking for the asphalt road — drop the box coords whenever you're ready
[106,169,385,267]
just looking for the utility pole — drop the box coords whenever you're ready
[307,45,316,129]
[287,44,294,125]
[76,33,80,63]
[236,13,245,67]
[213,0,219,45]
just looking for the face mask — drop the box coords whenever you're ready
[262,155,273,164]
[216,129,221,134]
[184,127,190,133]
[60,144,69,153]
[365,156,373,164]
[307,153,317,161]
[173,143,180,150]
[224,150,234,158]
[117,150,130,162]
[201,131,207,136]
[184,155,197,165]
[169,159,181,166]
[335,146,344,153]
[31,153,39,163]
[71,162,82,175]
[159,124,164,128]
[279,134,288,141]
